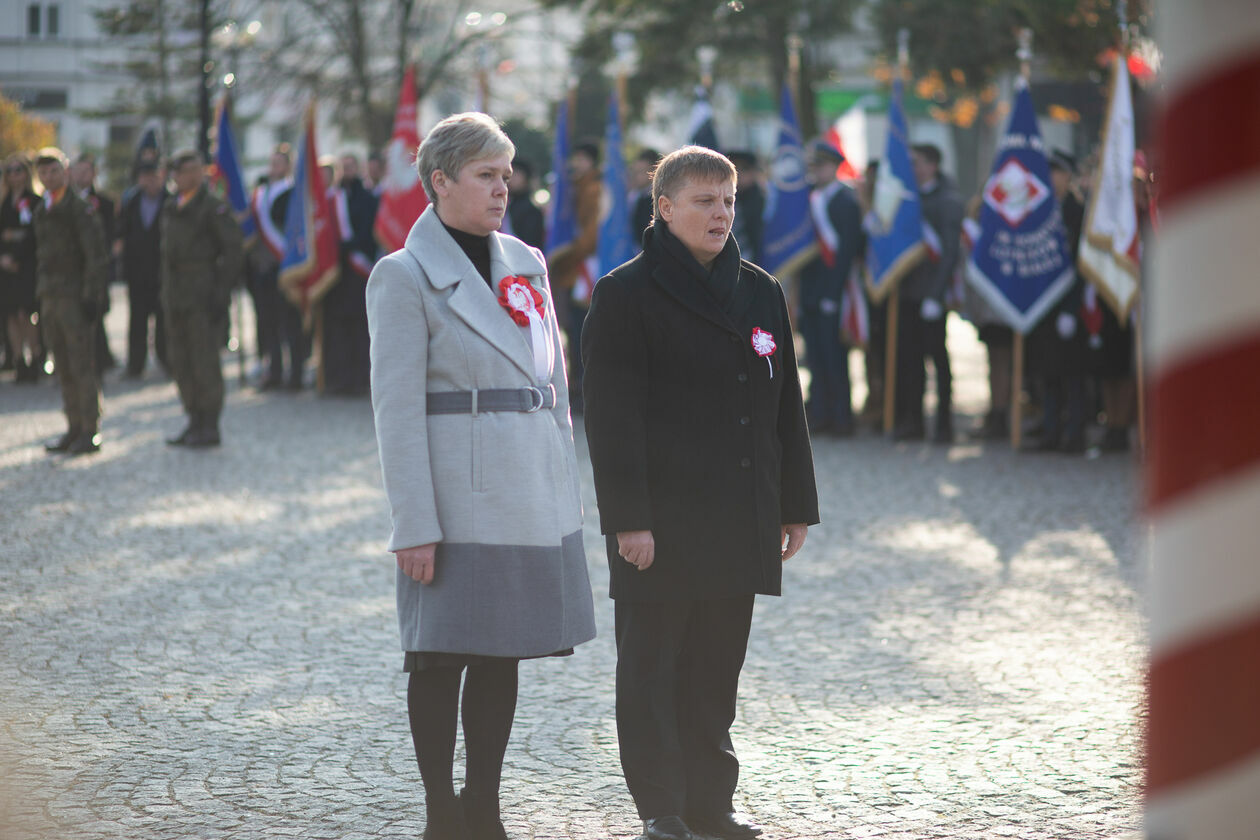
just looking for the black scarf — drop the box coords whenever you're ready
[647,218,742,315]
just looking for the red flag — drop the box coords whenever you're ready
[374,64,429,253]
[278,104,340,315]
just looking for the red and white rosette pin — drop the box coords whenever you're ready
[497,275,553,382]
[751,327,776,379]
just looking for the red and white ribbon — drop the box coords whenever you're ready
[498,276,553,383]
[751,327,776,379]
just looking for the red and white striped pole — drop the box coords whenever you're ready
[1146,1,1260,836]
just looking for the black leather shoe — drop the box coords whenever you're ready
[685,811,763,839]
[644,816,695,840]
[422,793,469,840]
[166,423,194,446]
[460,788,508,840]
[67,432,101,455]
[45,430,79,453]
[185,426,221,448]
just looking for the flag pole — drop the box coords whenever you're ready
[883,28,910,437]
[1116,0,1147,458]
[1010,28,1034,451]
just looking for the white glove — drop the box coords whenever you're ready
[920,297,943,321]
[819,297,840,315]
[1056,312,1076,339]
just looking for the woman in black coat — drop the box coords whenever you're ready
[0,154,42,382]
[582,145,819,840]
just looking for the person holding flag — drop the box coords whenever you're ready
[247,146,294,390]
[798,137,862,437]
[894,144,964,443]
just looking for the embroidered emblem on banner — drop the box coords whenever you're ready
[984,159,1050,228]
[751,327,777,379]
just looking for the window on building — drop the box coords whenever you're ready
[27,4,41,37]
[47,4,60,37]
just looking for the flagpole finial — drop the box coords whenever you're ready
[896,28,910,75]
[697,45,717,90]
[1017,27,1033,80]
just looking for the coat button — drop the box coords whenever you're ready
[739,416,750,425]
[740,457,751,468]
[737,373,748,383]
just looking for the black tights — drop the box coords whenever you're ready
[407,659,519,814]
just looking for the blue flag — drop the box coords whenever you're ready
[598,92,635,276]
[545,99,575,259]
[863,79,924,301]
[761,85,814,276]
[687,86,720,150]
[967,79,1074,333]
[211,95,256,240]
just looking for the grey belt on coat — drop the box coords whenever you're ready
[426,385,557,416]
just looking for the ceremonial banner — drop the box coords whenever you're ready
[863,79,925,302]
[761,85,815,277]
[279,104,339,314]
[1078,55,1140,319]
[209,94,256,240]
[687,86,720,150]
[598,92,635,276]
[1146,2,1260,837]
[822,126,861,182]
[966,79,1073,334]
[374,64,429,254]
[545,99,576,260]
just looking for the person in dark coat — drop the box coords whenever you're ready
[629,148,660,250]
[320,153,377,396]
[70,153,119,375]
[583,145,819,840]
[1,154,43,383]
[798,138,862,436]
[117,160,169,378]
[894,144,965,443]
[1029,150,1089,452]
[499,157,545,251]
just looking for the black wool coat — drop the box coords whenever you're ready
[582,226,820,603]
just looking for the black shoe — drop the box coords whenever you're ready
[685,811,764,839]
[423,793,470,840]
[644,816,695,840]
[1034,434,1061,452]
[166,423,195,446]
[892,421,925,442]
[122,366,144,380]
[1101,428,1130,452]
[1059,433,1086,454]
[67,432,101,455]
[45,429,80,453]
[185,425,221,448]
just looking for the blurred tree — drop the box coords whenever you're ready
[536,0,862,140]
[0,94,57,159]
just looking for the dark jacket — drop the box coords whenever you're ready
[33,190,108,304]
[160,186,244,314]
[732,181,766,268]
[799,179,861,308]
[900,175,965,302]
[582,222,820,602]
[1030,190,1088,376]
[0,188,39,293]
[118,187,169,289]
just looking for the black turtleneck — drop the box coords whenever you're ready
[441,220,493,287]
[649,219,741,315]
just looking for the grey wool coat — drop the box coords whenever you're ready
[366,206,596,658]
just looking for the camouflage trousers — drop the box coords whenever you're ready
[164,306,225,420]
[41,297,102,434]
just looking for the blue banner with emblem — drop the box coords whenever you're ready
[598,91,636,276]
[545,99,575,261]
[863,78,924,302]
[761,85,814,277]
[210,94,255,240]
[966,79,1073,334]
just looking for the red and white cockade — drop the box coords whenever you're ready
[751,327,776,379]
[497,275,553,383]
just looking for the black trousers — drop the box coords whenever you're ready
[126,280,165,373]
[894,303,951,430]
[614,595,755,821]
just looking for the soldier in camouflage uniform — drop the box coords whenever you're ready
[33,148,109,456]
[160,150,244,448]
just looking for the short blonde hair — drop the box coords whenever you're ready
[651,145,737,221]
[34,146,69,169]
[415,112,515,205]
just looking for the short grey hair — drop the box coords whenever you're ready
[651,145,737,221]
[415,112,515,205]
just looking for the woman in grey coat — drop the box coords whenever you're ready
[366,112,596,840]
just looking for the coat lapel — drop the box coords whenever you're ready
[650,264,740,336]
[404,207,538,381]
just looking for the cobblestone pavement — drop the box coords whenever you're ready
[0,301,1145,839]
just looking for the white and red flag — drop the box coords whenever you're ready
[1146,1,1260,837]
[374,64,429,254]
[1078,54,1141,318]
